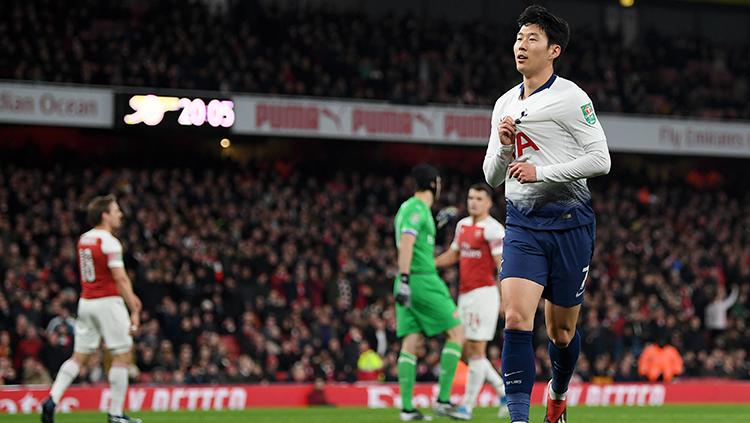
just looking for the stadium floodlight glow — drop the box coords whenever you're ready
[220,138,231,148]
[123,95,235,127]
[620,0,635,7]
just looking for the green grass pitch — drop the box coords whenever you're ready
[5,405,750,422]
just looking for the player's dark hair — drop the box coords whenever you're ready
[469,183,493,199]
[411,164,439,193]
[517,5,570,56]
[87,194,117,227]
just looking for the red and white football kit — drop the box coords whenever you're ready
[75,229,133,354]
[450,216,505,341]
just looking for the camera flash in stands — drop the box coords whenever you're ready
[220,138,231,149]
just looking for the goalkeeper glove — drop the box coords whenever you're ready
[436,206,458,230]
[395,274,412,308]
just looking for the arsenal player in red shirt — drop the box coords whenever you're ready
[42,195,143,423]
[436,184,508,419]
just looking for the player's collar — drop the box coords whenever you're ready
[519,73,557,98]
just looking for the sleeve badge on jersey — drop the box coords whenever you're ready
[581,102,597,125]
[409,212,421,225]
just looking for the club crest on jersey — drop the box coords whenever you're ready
[581,102,597,125]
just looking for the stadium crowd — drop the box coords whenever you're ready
[1,0,749,119]
[0,159,749,387]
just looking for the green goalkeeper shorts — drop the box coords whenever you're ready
[395,273,461,338]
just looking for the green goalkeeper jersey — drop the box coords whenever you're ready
[394,197,437,275]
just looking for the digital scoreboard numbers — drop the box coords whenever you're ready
[119,94,235,128]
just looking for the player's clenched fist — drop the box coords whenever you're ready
[498,116,516,146]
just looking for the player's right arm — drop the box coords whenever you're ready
[395,233,416,307]
[435,223,460,268]
[483,98,516,188]
[112,267,142,332]
[397,233,416,275]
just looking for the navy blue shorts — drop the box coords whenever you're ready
[500,223,595,307]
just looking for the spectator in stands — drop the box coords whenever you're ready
[1,0,749,118]
[0,331,11,360]
[356,340,383,381]
[638,338,684,383]
[21,357,52,385]
[705,285,739,331]
[0,160,749,387]
[14,325,43,370]
[614,352,638,382]
[0,357,18,385]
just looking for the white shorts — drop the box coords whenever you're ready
[74,296,133,354]
[458,285,501,341]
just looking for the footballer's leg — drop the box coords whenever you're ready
[43,352,90,423]
[482,343,509,418]
[480,286,507,417]
[501,278,544,423]
[432,322,464,418]
[499,225,548,423]
[43,301,99,423]
[396,287,430,421]
[457,340,485,419]
[414,275,464,418]
[456,286,506,419]
[543,223,593,423]
[101,298,141,423]
[543,303,580,423]
[459,340,509,419]
[453,292,478,420]
[107,351,142,423]
[399,333,431,421]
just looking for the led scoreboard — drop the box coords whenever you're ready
[116,94,235,129]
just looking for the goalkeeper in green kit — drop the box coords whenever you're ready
[394,164,465,421]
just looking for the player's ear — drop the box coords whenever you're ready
[548,44,561,61]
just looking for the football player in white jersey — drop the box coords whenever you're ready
[483,5,611,423]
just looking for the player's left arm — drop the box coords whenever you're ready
[539,89,610,182]
[512,90,611,184]
[486,222,505,277]
[397,232,416,276]
[105,237,142,331]
[395,206,427,307]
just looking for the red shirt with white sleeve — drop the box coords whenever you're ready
[77,229,124,299]
[450,216,505,294]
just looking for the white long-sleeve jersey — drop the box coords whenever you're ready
[483,74,611,229]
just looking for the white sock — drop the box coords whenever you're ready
[50,359,80,404]
[461,358,485,410]
[108,365,129,416]
[549,381,567,400]
[483,358,505,397]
